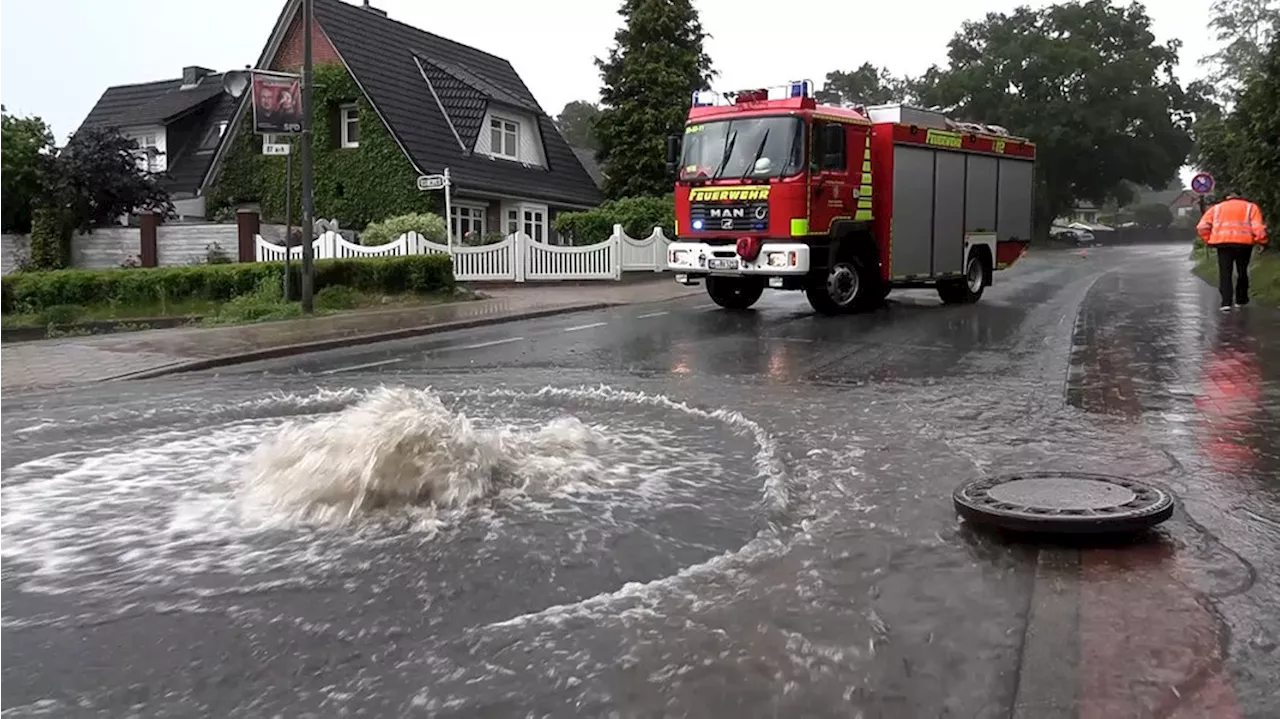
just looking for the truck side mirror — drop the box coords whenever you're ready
[665,135,680,174]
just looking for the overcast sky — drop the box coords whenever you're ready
[3,0,1218,168]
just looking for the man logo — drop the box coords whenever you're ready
[707,207,746,219]
[721,217,733,229]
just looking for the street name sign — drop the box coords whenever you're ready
[417,174,448,191]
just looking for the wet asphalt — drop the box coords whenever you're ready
[2,243,1278,718]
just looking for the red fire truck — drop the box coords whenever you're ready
[663,81,1037,314]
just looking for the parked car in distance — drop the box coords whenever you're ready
[1051,228,1097,246]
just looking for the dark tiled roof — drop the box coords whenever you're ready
[571,147,605,189]
[78,72,234,197]
[312,0,601,208]
[416,56,486,149]
[78,74,226,131]
[161,93,238,196]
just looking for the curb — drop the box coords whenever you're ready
[106,301,614,383]
[1,315,204,344]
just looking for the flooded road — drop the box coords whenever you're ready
[3,244,1277,717]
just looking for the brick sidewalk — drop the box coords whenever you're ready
[0,279,701,394]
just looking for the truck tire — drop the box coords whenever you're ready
[706,276,765,310]
[806,256,875,315]
[938,252,988,305]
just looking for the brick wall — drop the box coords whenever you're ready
[271,15,342,71]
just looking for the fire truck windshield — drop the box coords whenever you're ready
[680,116,804,182]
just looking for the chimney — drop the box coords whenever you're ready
[361,1,387,17]
[181,66,214,88]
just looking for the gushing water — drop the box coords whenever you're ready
[239,386,608,526]
[1,383,783,604]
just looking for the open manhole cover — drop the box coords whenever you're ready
[953,471,1174,534]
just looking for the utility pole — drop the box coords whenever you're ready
[299,0,316,313]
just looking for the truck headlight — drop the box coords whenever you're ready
[670,249,693,265]
[766,252,788,267]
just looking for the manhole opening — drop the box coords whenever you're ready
[953,471,1175,535]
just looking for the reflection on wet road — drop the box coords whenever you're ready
[2,244,1278,718]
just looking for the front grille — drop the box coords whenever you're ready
[690,201,770,233]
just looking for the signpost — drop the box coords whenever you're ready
[1192,172,1214,215]
[225,60,311,312]
[417,168,453,249]
[264,136,294,300]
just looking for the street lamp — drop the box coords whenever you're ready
[298,0,315,314]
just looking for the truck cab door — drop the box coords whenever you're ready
[809,120,851,235]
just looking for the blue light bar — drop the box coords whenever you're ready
[789,80,812,98]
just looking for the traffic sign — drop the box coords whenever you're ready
[417,174,449,191]
[1191,172,1214,195]
[263,143,291,156]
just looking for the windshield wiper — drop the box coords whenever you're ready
[740,128,771,181]
[709,127,738,181]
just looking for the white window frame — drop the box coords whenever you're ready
[450,202,487,243]
[340,103,360,148]
[489,115,519,160]
[518,203,548,244]
[133,132,164,173]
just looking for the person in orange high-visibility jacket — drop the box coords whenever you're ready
[1197,192,1268,310]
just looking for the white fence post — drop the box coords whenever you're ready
[510,232,523,282]
[651,227,668,271]
[612,224,624,280]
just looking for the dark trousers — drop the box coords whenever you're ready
[1216,243,1253,306]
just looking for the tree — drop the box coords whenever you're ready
[1,107,56,234]
[1133,201,1173,228]
[48,127,174,231]
[816,63,908,106]
[1223,33,1274,226]
[555,100,602,151]
[1199,0,1280,101]
[595,0,714,199]
[913,1,1194,237]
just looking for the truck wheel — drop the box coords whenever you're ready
[706,276,765,310]
[806,257,873,315]
[938,252,988,305]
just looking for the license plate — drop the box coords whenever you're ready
[707,258,738,270]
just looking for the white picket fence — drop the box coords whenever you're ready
[254,223,671,282]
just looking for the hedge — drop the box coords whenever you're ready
[2,254,455,314]
[553,195,675,246]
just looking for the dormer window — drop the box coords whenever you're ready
[489,116,518,160]
[198,121,228,152]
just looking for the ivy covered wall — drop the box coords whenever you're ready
[206,63,439,229]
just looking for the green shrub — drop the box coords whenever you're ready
[553,195,674,246]
[2,254,455,314]
[314,284,359,311]
[210,274,300,324]
[29,208,71,270]
[36,304,84,326]
[361,212,447,246]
